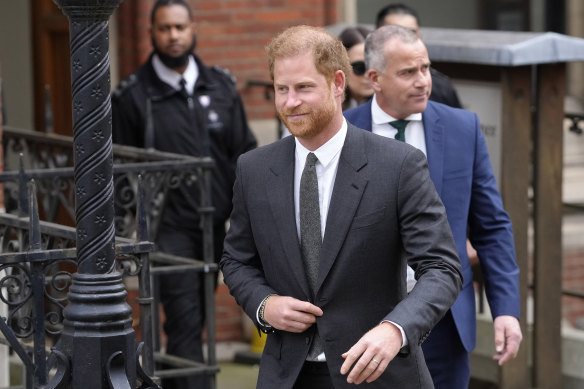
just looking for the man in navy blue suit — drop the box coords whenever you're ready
[344,25,523,389]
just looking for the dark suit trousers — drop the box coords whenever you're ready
[156,223,226,389]
[293,362,335,389]
[422,310,470,389]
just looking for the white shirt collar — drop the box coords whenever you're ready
[294,119,347,168]
[371,94,422,124]
[151,54,198,94]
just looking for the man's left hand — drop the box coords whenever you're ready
[340,322,401,384]
[492,315,522,365]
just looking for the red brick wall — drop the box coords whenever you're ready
[115,0,341,121]
[116,0,153,79]
[563,248,584,327]
[213,283,245,341]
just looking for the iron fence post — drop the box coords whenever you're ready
[49,1,135,388]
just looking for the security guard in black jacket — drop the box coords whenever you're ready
[112,55,256,229]
[111,1,257,388]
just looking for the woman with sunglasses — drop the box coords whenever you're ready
[339,26,374,111]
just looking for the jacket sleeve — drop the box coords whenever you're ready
[468,119,520,319]
[219,154,276,326]
[111,81,144,147]
[385,147,463,348]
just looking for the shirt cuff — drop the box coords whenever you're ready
[384,320,408,348]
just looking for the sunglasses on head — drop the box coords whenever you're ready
[351,61,366,76]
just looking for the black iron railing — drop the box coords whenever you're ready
[0,180,156,388]
[0,126,218,388]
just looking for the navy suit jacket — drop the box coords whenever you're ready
[221,123,462,388]
[344,99,520,352]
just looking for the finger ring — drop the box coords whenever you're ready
[372,359,380,364]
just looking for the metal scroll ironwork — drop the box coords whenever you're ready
[0,128,216,388]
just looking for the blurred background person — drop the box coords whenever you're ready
[111,1,257,388]
[339,26,374,111]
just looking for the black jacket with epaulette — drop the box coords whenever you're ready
[111,54,257,227]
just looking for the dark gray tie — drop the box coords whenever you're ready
[300,152,324,360]
[300,152,321,290]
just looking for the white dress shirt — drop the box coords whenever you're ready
[371,95,427,156]
[293,121,347,240]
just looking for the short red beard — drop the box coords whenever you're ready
[278,92,337,140]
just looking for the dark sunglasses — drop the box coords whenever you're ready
[351,61,366,76]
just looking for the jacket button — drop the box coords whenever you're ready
[305,337,310,345]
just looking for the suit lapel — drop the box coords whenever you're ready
[316,125,368,292]
[266,138,311,297]
[423,101,445,195]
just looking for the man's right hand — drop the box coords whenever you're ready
[264,295,323,333]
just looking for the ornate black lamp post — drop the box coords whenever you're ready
[49,1,136,387]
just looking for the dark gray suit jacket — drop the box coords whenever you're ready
[220,123,462,388]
